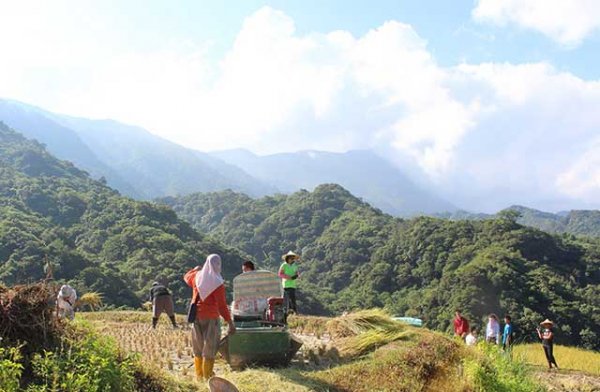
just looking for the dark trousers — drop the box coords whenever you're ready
[284,288,297,313]
[543,344,558,367]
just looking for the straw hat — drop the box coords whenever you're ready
[540,319,554,326]
[281,251,300,261]
[208,376,239,392]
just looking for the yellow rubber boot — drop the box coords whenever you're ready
[202,358,215,380]
[194,356,203,380]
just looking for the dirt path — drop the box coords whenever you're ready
[533,368,600,392]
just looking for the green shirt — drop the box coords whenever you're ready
[279,262,298,289]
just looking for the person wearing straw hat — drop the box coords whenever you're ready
[537,319,559,369]
[184,254,236,380]
[279,251,300,314]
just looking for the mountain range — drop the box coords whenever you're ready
[0,99,456,215]
[211,148,455,215]
[0,99,275,199]
[2,98,600,224]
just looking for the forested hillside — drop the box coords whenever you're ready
[160,188,600,349]
[437,205,600,237]
[0,122,244,309]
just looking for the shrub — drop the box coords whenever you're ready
[0,345,23,392]
[463,343,544,392]
[26,332,135,392]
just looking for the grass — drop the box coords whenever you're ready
[463,343,545,392]
[513,343,600,375]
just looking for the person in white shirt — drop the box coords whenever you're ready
[57,284,77,320]
[466,327,478,346]
[486,314,500,344]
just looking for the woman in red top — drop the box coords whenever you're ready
[184,254,236,380]
[453,309,470,339]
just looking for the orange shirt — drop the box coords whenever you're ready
[184,268,232,322]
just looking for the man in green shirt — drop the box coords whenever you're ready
[278,251,300,314]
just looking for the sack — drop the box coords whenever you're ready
[187,302,197,323]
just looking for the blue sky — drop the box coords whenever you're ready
[107,0,600,78]
[1,0,599,211]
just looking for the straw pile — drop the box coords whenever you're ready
[0,283,62,351]
[326,309,412,358]
[78,292,103,311]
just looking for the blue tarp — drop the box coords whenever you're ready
[392,316,423,327]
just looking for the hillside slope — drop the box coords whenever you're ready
[0,99,139,197]
[52,114,278,198]
[160,188,600,349]
[0,122,245,308]
[212,149,455,215]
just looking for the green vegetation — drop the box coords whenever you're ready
[0,122,245,310]
[160,188,600,349]
[0,322,196,392]
[0,283,195,392]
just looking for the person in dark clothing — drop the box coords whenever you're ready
[502,315,514,353]
[150,282,177,328]
[537,319,558,369]
[242,260,255,273]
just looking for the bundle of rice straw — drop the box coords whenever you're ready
[78,292,103,311]
[326,309,412,358]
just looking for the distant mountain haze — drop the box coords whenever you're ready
[0,99,276,199]
[0,99,139,197]
[49,114,278,199]
[211,148,456,215]
[2,98,598,219]
[0,98,457,215]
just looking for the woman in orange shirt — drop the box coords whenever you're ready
[184,254,236,380]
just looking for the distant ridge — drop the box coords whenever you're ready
[0,98,276,199]
[434,205,600,237]
[211,148,456,215]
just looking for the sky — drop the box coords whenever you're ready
[0,0,599,212]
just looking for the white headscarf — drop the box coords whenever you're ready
[195,254,225,301]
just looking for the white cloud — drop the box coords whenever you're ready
[556,138,600,200]
[446,62,600,210]
[473,0,600,46]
